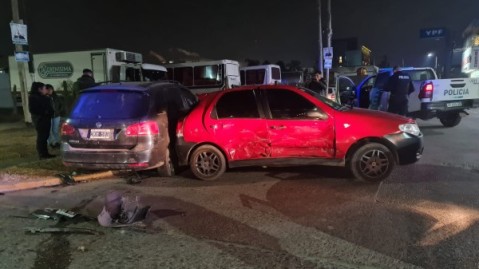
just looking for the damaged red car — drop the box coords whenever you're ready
[176,85,424,182]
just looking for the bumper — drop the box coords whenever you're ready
[410,100,475,120]
[384,132,424,165]
[61,143,164,170]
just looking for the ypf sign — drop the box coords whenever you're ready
[420,27,446,39]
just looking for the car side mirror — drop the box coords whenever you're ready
[306,110,328,120]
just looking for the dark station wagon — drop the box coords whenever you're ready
[61,81,197,176]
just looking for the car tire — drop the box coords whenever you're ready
[349,143,395,182]
[189,145,226,181]
[439,112,461,128]
[157,149,175,177]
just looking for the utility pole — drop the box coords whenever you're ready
[325,0,332,90]
[317,0,323,73]
[11,0,31,124]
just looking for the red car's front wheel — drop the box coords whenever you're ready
[349,143,395,182]
[190,145,226,181]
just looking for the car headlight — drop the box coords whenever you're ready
[399,123,421,136]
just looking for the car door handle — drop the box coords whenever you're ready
[270,125,286,130]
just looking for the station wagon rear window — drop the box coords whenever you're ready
[71,91,149,119]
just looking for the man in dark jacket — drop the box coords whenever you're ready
[72,68,97,98]
[29,82,55,159]
[308,71,328,96]
[383,66,414,116]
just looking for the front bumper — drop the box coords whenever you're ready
[384,132,424,165]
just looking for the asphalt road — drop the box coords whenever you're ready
[0,110,478,269]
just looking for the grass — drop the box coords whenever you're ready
[0,124,77,178]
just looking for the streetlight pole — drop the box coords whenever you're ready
[317,0,323,73]
[325,0,332,90]
[11,0,31,124]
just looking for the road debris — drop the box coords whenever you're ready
[24,227,103,235]
[98,191,150,227]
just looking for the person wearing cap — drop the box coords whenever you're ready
[72,68,97,99]
[383,66,414,116]
[29,82,55,159]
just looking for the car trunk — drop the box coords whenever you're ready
[65,90,150,150]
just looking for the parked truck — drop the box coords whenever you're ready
[8,48,166,95]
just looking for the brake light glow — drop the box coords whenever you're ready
[125,121,159,136]
[61,123,75,135]
[419,82,434,99]
[127,162,149,168]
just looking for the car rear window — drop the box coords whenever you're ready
[71,90,149,119]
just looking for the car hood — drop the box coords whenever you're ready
[333,107,415,137]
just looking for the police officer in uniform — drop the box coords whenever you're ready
[384,66,414,116]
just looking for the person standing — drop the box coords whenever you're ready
[29,82,55,159]
[72,68,96,98]
[46,84,65,148]
[307,71,328,96]
[383,66,414,116]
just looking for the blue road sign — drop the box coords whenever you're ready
[420,27,446,39]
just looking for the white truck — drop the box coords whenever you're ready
[165,59,241,94]
[240,64,281,85]
[416,77,479,127]
[8,48,167,94]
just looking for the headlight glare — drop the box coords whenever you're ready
[399,123,421,136]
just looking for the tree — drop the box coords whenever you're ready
[245,59,261,66]
[287,60,302,71]
[275,61,287,71]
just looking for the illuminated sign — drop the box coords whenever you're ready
[37,62,74,79]
[419,27,446,39]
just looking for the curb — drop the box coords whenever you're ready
[0,171,115,193]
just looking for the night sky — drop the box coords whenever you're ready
[1,0,478,68]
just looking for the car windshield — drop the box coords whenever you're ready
[298,87,345,111]
[71,90,149,119]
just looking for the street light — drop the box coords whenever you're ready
[427,52,438,70]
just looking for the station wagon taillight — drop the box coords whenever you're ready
[61,123,75,135]
[125,121,159,136]
[419,82,434,99]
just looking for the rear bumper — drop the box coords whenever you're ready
[384,132,423,165]
[410,100,476,120]
[61,143,165,170]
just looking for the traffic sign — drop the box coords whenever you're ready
[323,47,333,60]
[10,22,28,45]
[324,58,332,69]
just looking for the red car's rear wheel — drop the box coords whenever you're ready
[190,145,226,181]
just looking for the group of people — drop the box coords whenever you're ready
[28,68,96,159]
[28,82,66,159]
[307,66,414,116]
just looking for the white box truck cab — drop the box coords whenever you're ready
[165,59,241,94]
[8,48,166,94]
[240,64,282,85]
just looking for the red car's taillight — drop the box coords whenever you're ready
[125,121,159,136]
[419,82,433,99]
[61,123,75,135]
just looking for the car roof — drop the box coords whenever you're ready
[82,81,181,93]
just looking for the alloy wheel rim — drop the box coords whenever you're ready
[359,149,389,179]
[196,151,221,176]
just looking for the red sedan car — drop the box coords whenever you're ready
[176,85,423,182]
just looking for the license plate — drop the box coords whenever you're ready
[446,102,462,108]
[89,129,113,140]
